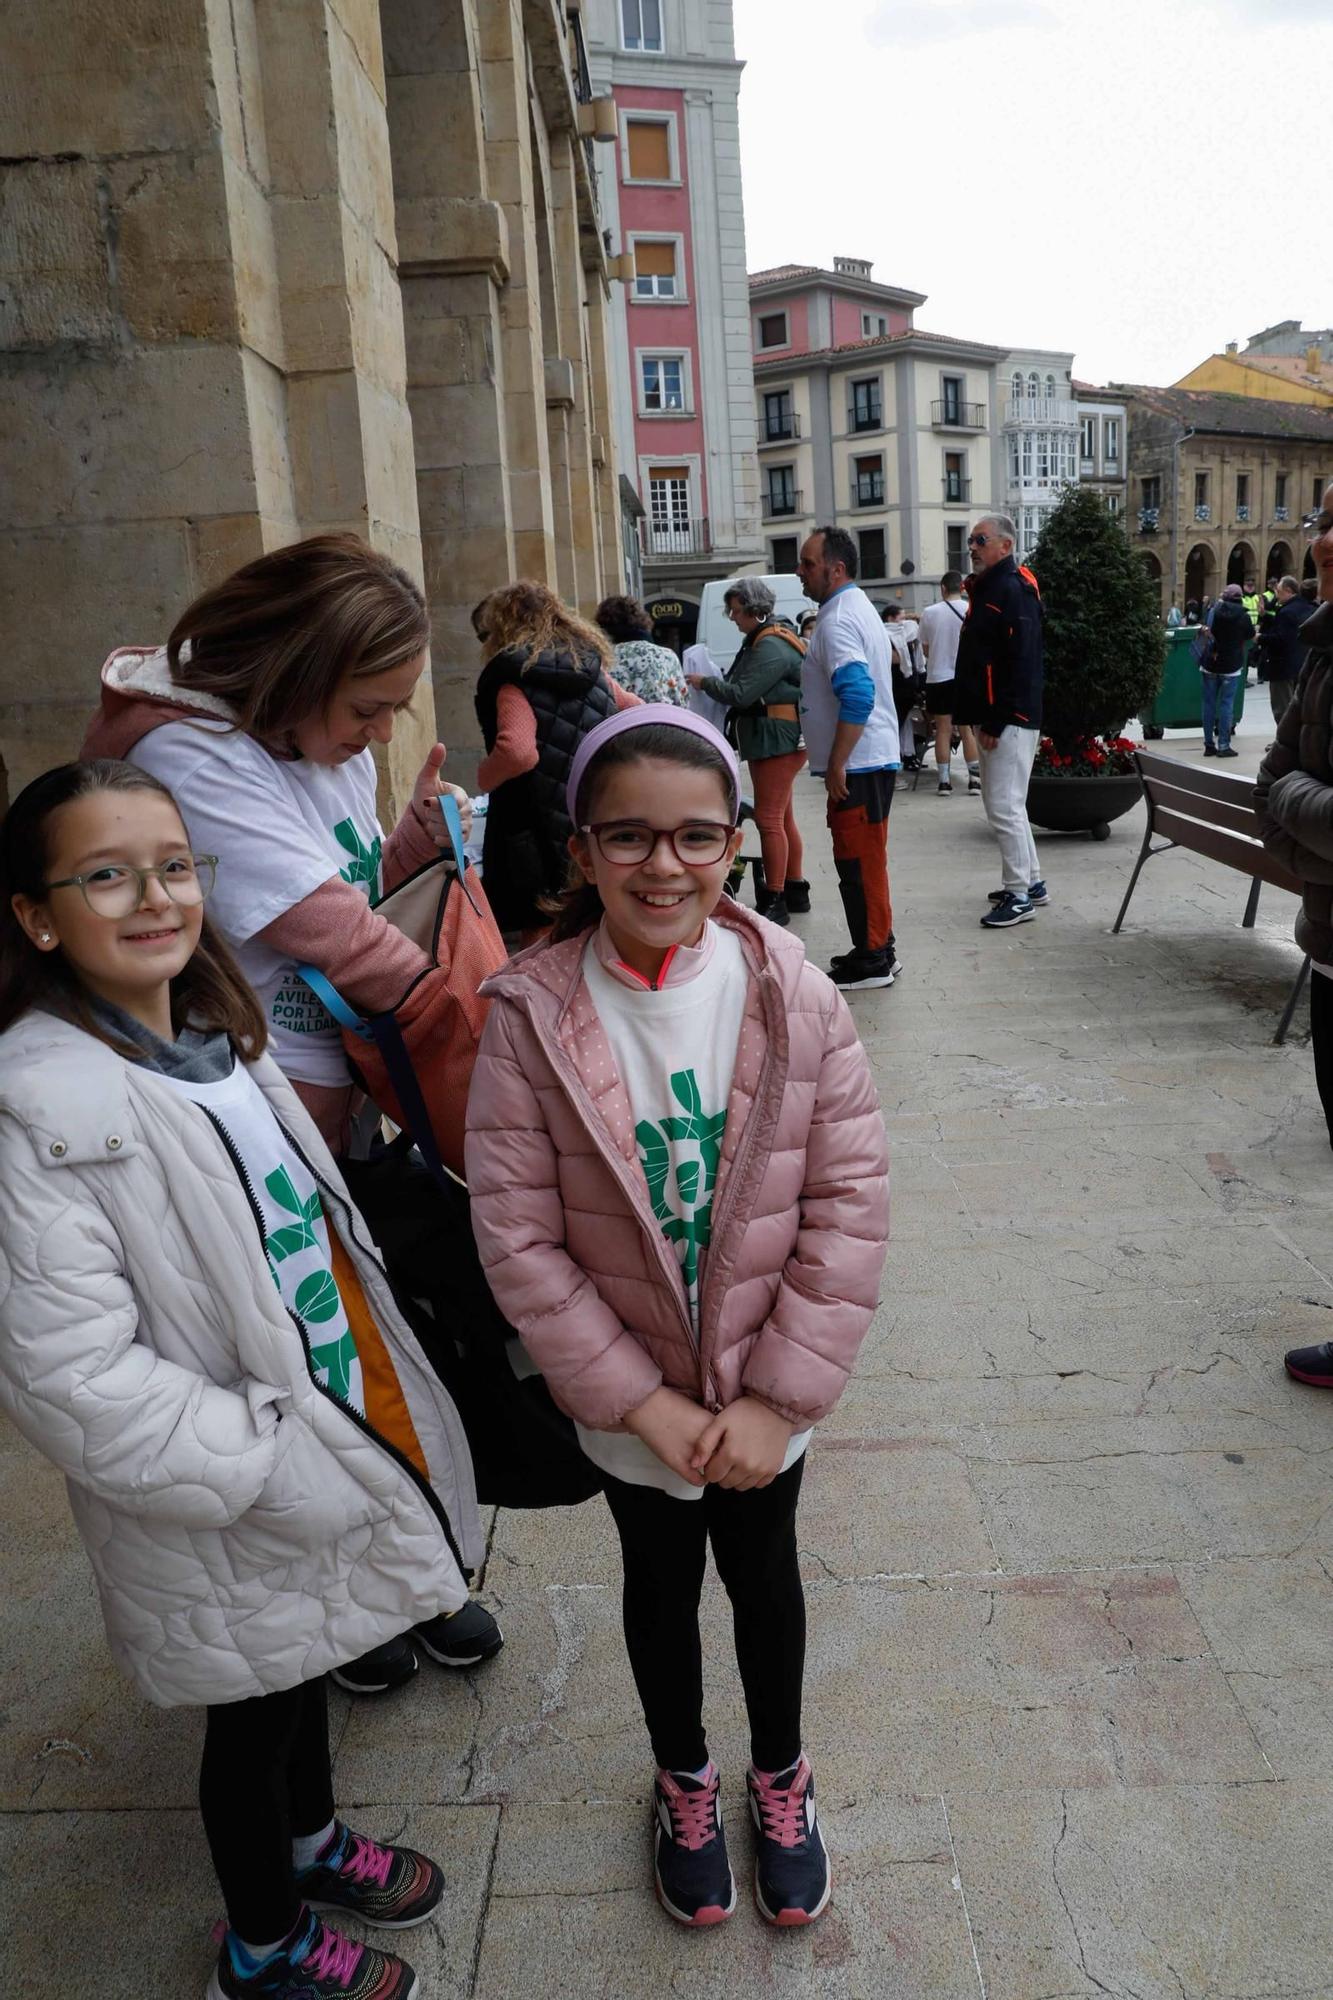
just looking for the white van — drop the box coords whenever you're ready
[696,573,816,672]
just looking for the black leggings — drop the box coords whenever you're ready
[199,1678,336,1944]
[602,1456,806,1774]
[1311,967,1333,1148]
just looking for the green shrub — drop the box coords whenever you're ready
[1029,485,1164,748]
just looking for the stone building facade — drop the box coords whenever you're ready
[1120,386,1333,615]
[0,0,629,800]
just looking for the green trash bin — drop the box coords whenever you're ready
[1140,627,1247,739]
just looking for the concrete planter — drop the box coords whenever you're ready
[1026,770,1142,842]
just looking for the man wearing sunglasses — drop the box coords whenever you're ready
[953,515,1047,929]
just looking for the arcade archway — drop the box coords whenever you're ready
[1266,540,1295,583]
[1227,540,1257,587]
[1185,543,1215,610]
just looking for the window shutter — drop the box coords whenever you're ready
[634,240,676,278]
[627,121,671,179]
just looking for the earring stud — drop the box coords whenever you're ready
[39,932,51,944]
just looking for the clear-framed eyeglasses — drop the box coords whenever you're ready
[581,821,734,867]
[46,854,218,917]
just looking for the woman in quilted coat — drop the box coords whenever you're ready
[465,708,889,1933]
[0,759,485,2000]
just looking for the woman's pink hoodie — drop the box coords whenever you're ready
[464,899,889,1432]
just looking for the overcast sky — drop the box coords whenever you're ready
[732,0,1333,386]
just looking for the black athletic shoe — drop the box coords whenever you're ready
[1285,1339,1333,1388]
[1203,741,1217,756]
[330,1634,419,1696]
[1218,745,1239,758]
[988,879,1048,907]
[414,1600,503,1669]
[830,949,897,991]
[747,1756,831,1927]
[652,1766,736,1927]
[783,879,811,913]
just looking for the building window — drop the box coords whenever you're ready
[946,524,967,572]
[1103,417,1120,463]
[632,238,679,299]
[1011,370,1023,403]
[1141,476,1162,509]
[850,377,882,431]
[862,312,888,338]
[761,390,796,442]
[1046,373,1055,397]
[640,354,685,412]
[625,119,673,182]
[944,451,967,503]
[1276,472,1288,510]
[1028,371,1040,397]
[1236,472,1250,520]
[858,528,887,580]
[648,465,690,548]
[1106,494,1120,517]
[1079,415,1096,461]
[1317,477,1328,510]
[1036,432,1050,481]
[1008,433,1021,482]
[1021,431,1033,480]
[940,374,964,424]
[622,0,664,51]
[771,536,799,574]
[757,311,789,351]
[766,466,797,517]
[853,454,884,506]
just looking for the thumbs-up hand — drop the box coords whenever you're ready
[411,742,472,846]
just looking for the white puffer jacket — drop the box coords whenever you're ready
[0,1011,484,1708]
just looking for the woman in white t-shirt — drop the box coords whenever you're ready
[83,534,483,1157]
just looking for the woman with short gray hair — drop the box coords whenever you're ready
[686,580,810,924]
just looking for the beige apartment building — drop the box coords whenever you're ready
[0,0,630,801]
[750,260,1006,607]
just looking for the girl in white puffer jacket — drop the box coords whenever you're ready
[0,759,484,2000]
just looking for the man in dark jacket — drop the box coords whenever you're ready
[954,514,1046,928]
[1258,575,1315,726]
[1201,584,1253,756]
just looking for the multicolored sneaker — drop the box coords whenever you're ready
[296,1822,443,1930]
[207,1909,418,1998]
[652,1766,737,1926]
[746,1755,831,1926]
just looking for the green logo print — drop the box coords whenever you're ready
[264,1167,357,1403]
[635,1068,726,1299]
[334,817,383,891]
[264,1166,320,1263]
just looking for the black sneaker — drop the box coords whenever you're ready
[783,879,811,913]
[1218,745,1239,758]
[297,1821,444,1930]
[968,770,982,794]
[980,892,1036,929]
[1203,741,1217,756]
[988,879,1048,907]
[755,889,791,927]
[208,1909,418,1998]
[1285,1339,1333,1388]
[414,1600,503,1669]
[330,1634,418,1696]
[829,949,897,990]
[652,1766,736,1926]
[746,1755,831,1927]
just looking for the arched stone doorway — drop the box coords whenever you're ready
[1227,541,1257,587]
[1185,543,1215,609]
[1266,540,1295,583]
[1305,545,1318,580]
[1139,550,1163,614]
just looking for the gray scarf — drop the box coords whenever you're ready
[90,998,234,1084]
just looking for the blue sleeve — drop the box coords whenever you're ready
[831,661,875,725]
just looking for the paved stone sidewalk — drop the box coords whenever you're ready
[5,739,1333,1998]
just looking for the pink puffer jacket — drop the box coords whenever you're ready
[464,900,889,1431]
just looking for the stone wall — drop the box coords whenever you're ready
[0,0,625,801]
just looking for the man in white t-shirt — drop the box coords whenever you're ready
[917,571,980,795]
[797,526,902,991]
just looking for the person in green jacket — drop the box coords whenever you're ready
[686,576,809,926]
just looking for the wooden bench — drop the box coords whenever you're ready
[1112,748,1311,1044]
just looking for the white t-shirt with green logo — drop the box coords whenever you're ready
[162,1058,365,1413]
[131,722,384,1088]
[577,923,810,1499]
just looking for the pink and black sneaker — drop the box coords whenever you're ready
[296,1821,443,1930]
[207,1908,418,1998]
[651,1765,737,1926]
[746,1754,831,1926]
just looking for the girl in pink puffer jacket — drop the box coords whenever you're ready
[465,707,888,1933]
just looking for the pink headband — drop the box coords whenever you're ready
[565,703,742,822]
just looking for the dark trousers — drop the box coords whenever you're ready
[1310,968,1333,1149]
[199,1677,336,1944]
[602,1456,806,1775]
[827,767,896,957]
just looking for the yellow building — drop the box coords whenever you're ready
[1176,340,1333,409]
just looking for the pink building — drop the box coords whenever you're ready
[586,0,761,651]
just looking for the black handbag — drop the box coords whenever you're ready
[341,1135,603,1511]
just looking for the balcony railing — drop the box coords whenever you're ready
[1194,503,1211,522]
[1275,505,1290,522]
[763,489,802,519]
[759,413,800,444]
[641,516,713,560]
[943,477,971,503]
[931,399,986,430]
[1138,506,1160,534]
[1004,396,1079,428]
[852,478,885,507]
[1236,504,1251,523]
